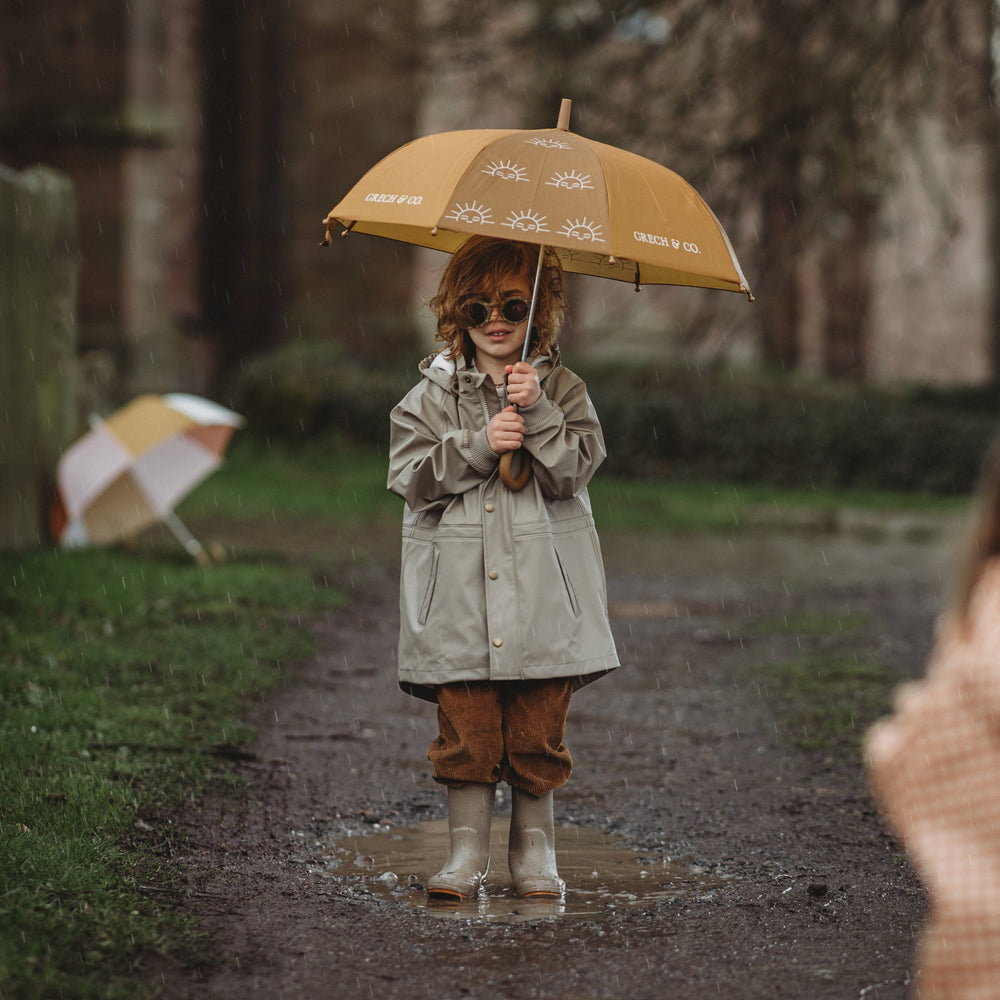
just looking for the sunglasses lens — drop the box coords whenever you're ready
[467,302,490,326]
[502,299,529,323]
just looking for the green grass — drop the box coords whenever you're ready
[181,437,966,537]
[735,610,895,755]
[763,653,895,753]
[588,475,963,534]
[740,609,873,638]
[0,547,344,999]
[179,438,398,524]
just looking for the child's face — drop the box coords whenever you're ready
[464,273,532,371]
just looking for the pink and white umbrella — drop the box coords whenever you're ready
[53,393,243,561]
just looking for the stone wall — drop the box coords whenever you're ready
[0,0,207,411]
[0,166,77,549]
[0,0,424,407]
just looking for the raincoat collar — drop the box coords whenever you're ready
[419,349,559,393]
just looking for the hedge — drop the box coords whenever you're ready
[226,342,1000,495]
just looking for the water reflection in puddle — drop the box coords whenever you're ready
[310,820,727,923]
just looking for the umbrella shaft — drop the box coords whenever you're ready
[520,244,547,366]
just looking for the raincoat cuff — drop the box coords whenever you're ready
[466,428,499,474]
[520,393,560,433]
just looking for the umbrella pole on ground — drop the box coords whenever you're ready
[162,510,211,565]
[498,244,547,492]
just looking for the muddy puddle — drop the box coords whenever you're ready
[301,820,728,923]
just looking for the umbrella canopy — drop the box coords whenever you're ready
[323,99,752,299]
[54,393,243,557]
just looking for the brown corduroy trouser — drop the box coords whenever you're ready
[429,678,574,797]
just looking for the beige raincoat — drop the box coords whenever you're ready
[388,349,620,702]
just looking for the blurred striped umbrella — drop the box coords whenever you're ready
[53,393,243,562]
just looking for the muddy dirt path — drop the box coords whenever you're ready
[159,518,953,999]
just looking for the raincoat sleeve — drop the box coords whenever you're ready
[519,371,606,500]
[387,383,497,512]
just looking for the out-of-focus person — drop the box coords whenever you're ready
[866,437,1000,998]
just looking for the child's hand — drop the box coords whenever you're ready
[487,405,526,454]
[505,362,542,408]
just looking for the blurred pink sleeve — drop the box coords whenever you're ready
[865,560,1000,998]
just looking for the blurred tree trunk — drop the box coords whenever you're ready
[820,193,877,380]
[758,164,802,371]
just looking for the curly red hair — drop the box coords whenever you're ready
[429,236,566,362]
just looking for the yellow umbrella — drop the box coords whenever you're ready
[53,393,243,562]
[324,99,752,297]
[323,99,752,487]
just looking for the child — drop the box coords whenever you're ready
[866,436,1000,996]
[386,235,619,901]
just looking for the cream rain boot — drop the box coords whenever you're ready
[508,787,564,898]
[426,783,496,900]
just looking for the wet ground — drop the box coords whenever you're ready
[156,510,957,999]
[313,817,726,923]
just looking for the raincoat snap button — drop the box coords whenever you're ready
[488,570,498,580]
[492,637,503,647]
[484,502,495,513]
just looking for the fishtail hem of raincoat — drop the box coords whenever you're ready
[517,655,620,680]
[397,656,619,703]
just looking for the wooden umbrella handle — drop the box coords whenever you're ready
[499,448,532,491]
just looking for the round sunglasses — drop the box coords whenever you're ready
[465,297,530,327]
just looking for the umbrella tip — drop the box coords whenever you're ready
[557,98,572,131]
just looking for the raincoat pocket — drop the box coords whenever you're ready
[554,545,582,617]
[417,545,440,626]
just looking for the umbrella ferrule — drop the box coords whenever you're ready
[557,98,572,131]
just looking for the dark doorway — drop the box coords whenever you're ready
[201,0,284,385]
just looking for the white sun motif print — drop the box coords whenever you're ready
[557,217,605,243]
[526,136,572,150]
[501,210,550,234]
[482,160,530,182]
[445,201,495,225]
[546,170,594,191]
